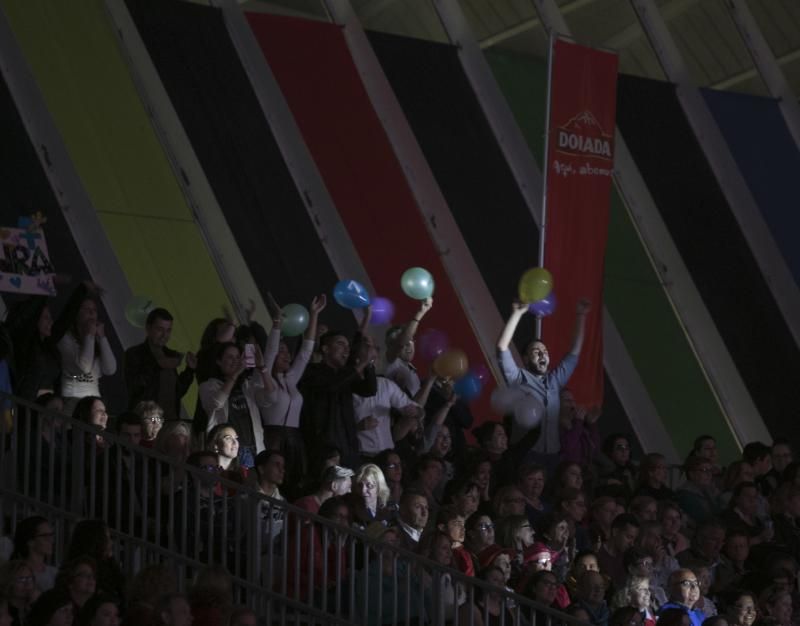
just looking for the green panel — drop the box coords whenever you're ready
[485,48,739,461]
[2,0,233,411]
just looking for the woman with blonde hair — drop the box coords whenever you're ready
[350,464,391,526]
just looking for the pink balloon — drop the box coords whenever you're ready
[418,329,449,362]
[472,363,491,382]
[369,296,395,325]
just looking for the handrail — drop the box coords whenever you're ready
[0,393,583,625]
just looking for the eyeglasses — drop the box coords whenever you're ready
[386,463,400,470]
[199,464,219,473]
[15,575,34,584]
[73,571,96,580]
[145,416,163,423]
[615,444,630,451]
[537,558,552,565]
[679,580,700,590]
[478,523,495,531]
[538,580,558,588]
[34,532,54,538]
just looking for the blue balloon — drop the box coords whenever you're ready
[453,371,482,402]
[333,279,371,309]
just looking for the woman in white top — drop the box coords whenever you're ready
[54,283,116,413]
[199,341,270,469]
[260,294,326,497]
[10,516,58,593]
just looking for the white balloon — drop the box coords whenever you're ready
[512,395,544,430]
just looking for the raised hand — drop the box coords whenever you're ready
[245,298,257,323]
[418,297,433,317]
[511,300,528,315]
[310,294,327,314]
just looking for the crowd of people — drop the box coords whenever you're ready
[0,280,799,626]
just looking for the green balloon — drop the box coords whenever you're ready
[282,303,309,337]
[518,268,554,303]
[400,267,435,300]
[125,296,156,328]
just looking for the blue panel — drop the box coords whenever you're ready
[703,88,800,287]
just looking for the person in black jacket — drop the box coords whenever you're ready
[124,308,195,419]
[299,330,377,470]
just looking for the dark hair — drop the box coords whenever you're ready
[602,433,630,458]
[25,588,74,626]
[782,461,800,485]
[153,593,188,625]
[400,488,428,508]
[186,450,218,468]
[53,556,98,597]
[743,442,772,465]
[11,515,49,559]
[611,513,640,533]
[318,496,350,524]
[623,547,648,571]
[730,481,758,507]
[465,511,491,534]
[34,392,60,409]
[77,593,119,626]
[254,449,285,480]
[116,411,142,432]
[472,421,505,447]
[145,308,173,327]
[495,515,530,550]
[199,318,231,350]
[535,511,569,539]
[693,435,715,453]
[517,462,546,482]
[318,330,347,349]
[66,519,109,562]
[212,341,240,379]
[443,479,480,505]
[72,396,103,423]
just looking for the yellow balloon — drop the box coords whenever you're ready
[433,349,469,380]
[518,267,554,303]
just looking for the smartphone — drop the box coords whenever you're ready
[243,343,257,369]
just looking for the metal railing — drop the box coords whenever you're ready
[0,394,582,626]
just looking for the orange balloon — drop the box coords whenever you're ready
[433,349,469,380]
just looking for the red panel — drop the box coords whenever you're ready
[247,14,494,426]
[542,39,619,408]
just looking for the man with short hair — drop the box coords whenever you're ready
[293,465,354,515]
[596,513,640,589]
[744,441,775,496]
[397,489,429,549]
[571,570,610,626]
[658,569,705,626]
[154,593,193,626]
[255,450,286,548]
[637,520,680,589]
[496,299,590,466]
[117,412,143,447]
[299,330,377,469]
[124,308,196,418]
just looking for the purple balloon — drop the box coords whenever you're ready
[529,292,557,318]
[418,329,449,363]
[369,296,395,326]
[472,363,491,382]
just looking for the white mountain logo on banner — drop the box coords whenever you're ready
[555,110,614,161]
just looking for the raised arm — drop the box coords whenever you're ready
[304,295,327,342]
[568,298,591,356]
[496,301,528,351]
[385,297,433,363]
[358,304,372,334]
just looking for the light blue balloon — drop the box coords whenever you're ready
[400,267,435,300]
[333,279,371,309]
[282,303,309,337]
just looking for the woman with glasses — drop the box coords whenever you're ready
[611,576,657,626]
[495,514,534,586]
[54,557,96,612]
[0,560,37,626]
[133,401,163,449]
[10,517,57,593]
[465,512,496,567]
[675,457,722,532]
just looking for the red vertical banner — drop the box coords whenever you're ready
[541,38,619,409]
